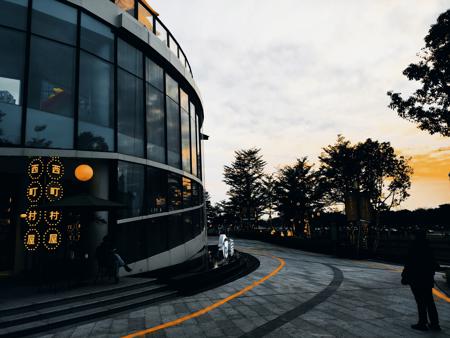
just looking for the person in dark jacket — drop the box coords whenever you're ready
[402,230,440,331]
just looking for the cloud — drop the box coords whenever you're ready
[150,0,449,209]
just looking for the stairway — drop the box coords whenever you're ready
[0,279,177,337]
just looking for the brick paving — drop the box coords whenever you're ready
[33,238,450,337]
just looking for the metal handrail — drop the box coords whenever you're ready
[111,0,193,77]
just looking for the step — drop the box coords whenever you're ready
[0,283,167,328]
[0,278,157,317]
[0,289,177,338]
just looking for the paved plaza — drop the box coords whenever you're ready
[34,238,449,338]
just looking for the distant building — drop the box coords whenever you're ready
[0,0,206,277]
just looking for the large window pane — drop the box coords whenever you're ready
[167,173,181,211]
[180,89,188,111]
[0,0,28,30]
[147,167,167,214]
[146,217,167,257]
[190,103,197,176]
[118,38,143,78]
[166,99,180,168]
[0,27,25,145]
[196,114,202,179]
[78,52,114,151]
[165,74,178,103]
[183,212,194,242]
[182,177,192,208]
[32,0,77,45]
[146,58,163,91]
[192,181,200,206]
[146,85,165,163]
[26,37,75,149]
[181,108,190,172]
[80,14,114,62]
[118,70,144,157]
[167,214,183,249]
[117,161,144,219]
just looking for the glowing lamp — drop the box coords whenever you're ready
[75,164,94,182]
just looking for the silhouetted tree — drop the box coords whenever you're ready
[387,9,450,136]
[223,148,266,229]
[319,136,413,247]
[78,131,109,151]
[275,158,324,236]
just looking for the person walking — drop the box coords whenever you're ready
[401,229,441,331]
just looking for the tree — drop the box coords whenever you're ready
[275,158,324,236]
[223,148,266,229]
[262,174,277,227]
[319,136,413,247]
[387,9,450,136]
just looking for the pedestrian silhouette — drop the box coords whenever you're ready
[401,229,441,331]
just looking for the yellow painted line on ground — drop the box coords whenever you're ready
[433,288,450,303]
[122,255,286,338]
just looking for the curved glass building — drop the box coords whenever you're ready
[0,0,206,276]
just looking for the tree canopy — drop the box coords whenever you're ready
[387,9,450,136]
[223,148,266,229]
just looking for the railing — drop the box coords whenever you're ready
[112,0,193,77]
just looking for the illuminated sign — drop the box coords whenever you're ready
[45,210,62,226]
[67,223,81,242]
[47,157,64,180]
[24,229,40,251]
[45,181,63,202]
[25,207,41,226]
[27,181,43,203]
[28,157,44,180]
[43,228,61,250]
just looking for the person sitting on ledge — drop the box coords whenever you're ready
[402,229,441,332]
[96,235,132,283]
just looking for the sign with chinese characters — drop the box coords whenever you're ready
[28,157,44,180]
[24,229,40,251]
[27,181,43,203]
[45,181,63,202]
[43,228,61,250]
[25,207,41,226]
[47,157,64,180]
[45,210,62,227]
[23,157,65,251]
[67,223,81,242]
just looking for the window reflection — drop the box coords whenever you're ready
[78,52,114,151]
[167,214,183,248]
[80,14,114,62]
[166,99,180,168]
[118,38,143,78]
[183,212,194,242]
[146,85,165,163]
[0,0,28,30]
[0,27,25,145]
[118,69,144,157]
[146,58,164,91]
[181,107,190,172]
[32,0,77,45]
[26,36,75,149]
[118,161,144,219]
[165,75,178,103]
[167,173,181,211]
[182,177,192,208]
[190,103,197,176]
[147,167,167,214]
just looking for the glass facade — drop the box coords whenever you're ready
[0,0,205,266]
[0,27,25,145]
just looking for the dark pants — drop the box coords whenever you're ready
[410,285,439,325]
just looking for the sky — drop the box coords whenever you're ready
[149,0,450,210]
